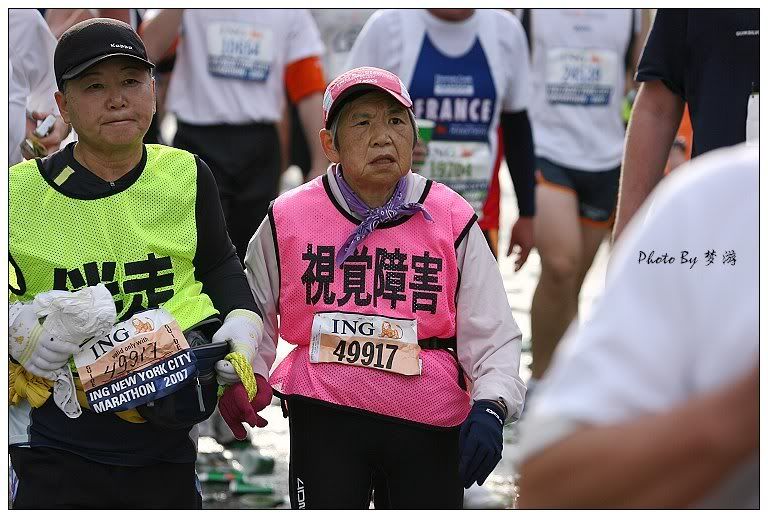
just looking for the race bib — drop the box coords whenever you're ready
[746,92,759,144]
[206,22,274,81]
[545,47,619,106]
[74,308,197,413]
[310,312,422,376]
[425,140,492,216]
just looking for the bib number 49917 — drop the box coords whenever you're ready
[332,339,399,369]
[310,312,422,376]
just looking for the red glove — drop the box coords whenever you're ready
[218,374,272,440]
[251,373,272,414]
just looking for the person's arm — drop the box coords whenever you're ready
[518,366,758,508]
[139,9,184,65]
[499,110,535,270]
[25,112,71,157]
[45,8,94,38]
[277,95,292,174]
[455,222,526,421]
[613,80,684,241]
[614,9,688,241]
[625,9,652,94]
[496,11,535,269]
[516,146,758,508]
[9,59,26,166]
[295,92,328,180]
[284,10,328,181]
[284,55,327,180]
[243,210,281,381]
[15,10,69,157]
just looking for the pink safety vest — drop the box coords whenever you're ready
[270,174,476,427]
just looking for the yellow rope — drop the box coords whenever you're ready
[217,352,257,401]
[9,361,145,423]
[9,363,52,408]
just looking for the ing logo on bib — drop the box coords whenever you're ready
[379,321,403,340]
[131,317,154,334]
[310,312,422,376]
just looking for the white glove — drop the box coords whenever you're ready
[9,303,82,417]
[53,367,82,418]
[9,285,117,380]
[9,302,83,379]
[32,284,116,344]
[213,309,263,385]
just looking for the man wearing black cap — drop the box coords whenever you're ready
[8,18,271,509]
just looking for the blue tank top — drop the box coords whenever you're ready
[408,33,498,214]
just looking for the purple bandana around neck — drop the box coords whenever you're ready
[334,164,433,265]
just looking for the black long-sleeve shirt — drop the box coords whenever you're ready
[636,9,759,157]
[500,110,535,217]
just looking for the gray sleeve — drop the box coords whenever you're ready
[243,213,281,380]
[455,223,527,421]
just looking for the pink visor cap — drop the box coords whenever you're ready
[323,66,413,129]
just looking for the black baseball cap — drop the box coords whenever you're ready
[54,18,155,90]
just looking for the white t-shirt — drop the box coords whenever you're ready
[527,9,641,171]
[311,8,376,82]
[8,9,60,166]
[167,9,324,125]
[516,145,759,508]
[9,59,25,167]
[345,9,531,217]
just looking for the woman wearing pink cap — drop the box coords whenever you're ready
[244,66,525,509]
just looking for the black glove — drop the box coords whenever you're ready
[458,400,505,488]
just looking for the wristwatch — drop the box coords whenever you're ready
[487,398,508,422]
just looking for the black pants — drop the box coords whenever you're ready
[535,156,620,223]
[10,447,201,509]
[287,398,464,509]
[288,101,311,180]
[174,120,281,263]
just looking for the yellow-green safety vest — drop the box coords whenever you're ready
[9,144,218,331]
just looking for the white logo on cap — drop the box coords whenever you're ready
[110,43,133,50]
[323,90,333,111]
